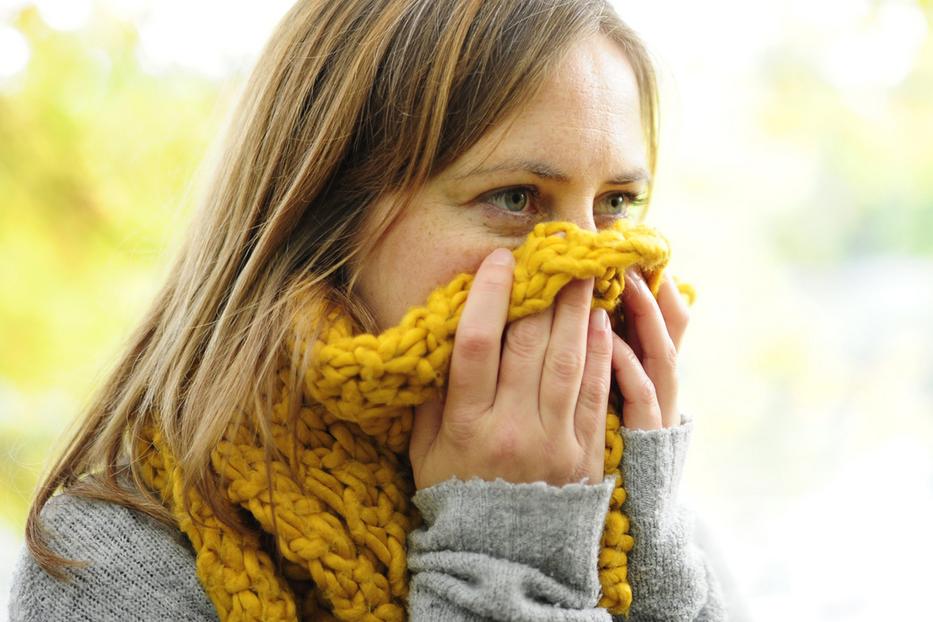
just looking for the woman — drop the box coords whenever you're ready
[10,0,729,620]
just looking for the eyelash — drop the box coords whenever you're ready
[479,186,648,221]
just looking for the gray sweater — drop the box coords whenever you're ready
[8,414,731,621]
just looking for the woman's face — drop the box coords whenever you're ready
[352,33,650,331]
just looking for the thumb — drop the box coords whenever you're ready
[408,391,444,468]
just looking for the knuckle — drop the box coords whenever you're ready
[488,426,522,463]
[558,296,592,323]
[504,318,541,360]
[574,406,608,449]
[636,377,658,405]
[546,348,585,379]
[662,342,679,368]
[578,375,611,412]
[562,294,592,316]
[455,328,497,361]
[588,323,612,355]
[443,415,476,446]
[596,337,613,358]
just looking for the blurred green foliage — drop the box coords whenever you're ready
[0,7,230,525]
[760,32,933,262]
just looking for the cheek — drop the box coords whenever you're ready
[387,240,491,322]
[366,227,499,329]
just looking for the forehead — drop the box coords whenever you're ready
[446,33,647,179]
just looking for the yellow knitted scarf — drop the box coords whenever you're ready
[137,219,696,622]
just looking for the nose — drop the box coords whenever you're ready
[555,199,598,233]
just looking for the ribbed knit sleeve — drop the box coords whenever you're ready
[405,413,729,622]
[407,474,617,621]
[612,413,728,621]
[8,493,218,622]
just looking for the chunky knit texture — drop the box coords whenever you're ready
[9,415,733,621]
[127,220,692,621]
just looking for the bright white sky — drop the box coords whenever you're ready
[0,0,927,91]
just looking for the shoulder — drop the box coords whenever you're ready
[8,493,218,622]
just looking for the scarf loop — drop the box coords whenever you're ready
[138,219,696,621]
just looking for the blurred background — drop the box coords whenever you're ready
[1,0,931,620]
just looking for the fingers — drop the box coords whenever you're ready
[445,248,515,417]
[656,271,690,351]
[497,305,553,412]
[539,277,594,434]
[621,267,679,428]
[623,308,643,361]
[573,308,612,454]
[409,392,444,487]
[610,332,662,430]
[620,275,643,361]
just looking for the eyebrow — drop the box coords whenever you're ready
[451,158,652,186]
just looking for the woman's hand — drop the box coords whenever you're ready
[611,266,690,430]
[408,247,690,491]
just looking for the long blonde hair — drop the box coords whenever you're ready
[26,0,661,577]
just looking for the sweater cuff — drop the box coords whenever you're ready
[408,474,616,596]
[619,412,694,521]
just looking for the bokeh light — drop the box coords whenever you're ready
[0,25,28,81]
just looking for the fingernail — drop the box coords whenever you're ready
[590,308,609,333]
[488,247,514,267]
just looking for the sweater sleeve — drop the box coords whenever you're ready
[406,474,617,621]
[612,413,728,621]
[8,493,218,622]
[405,413,729,622]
